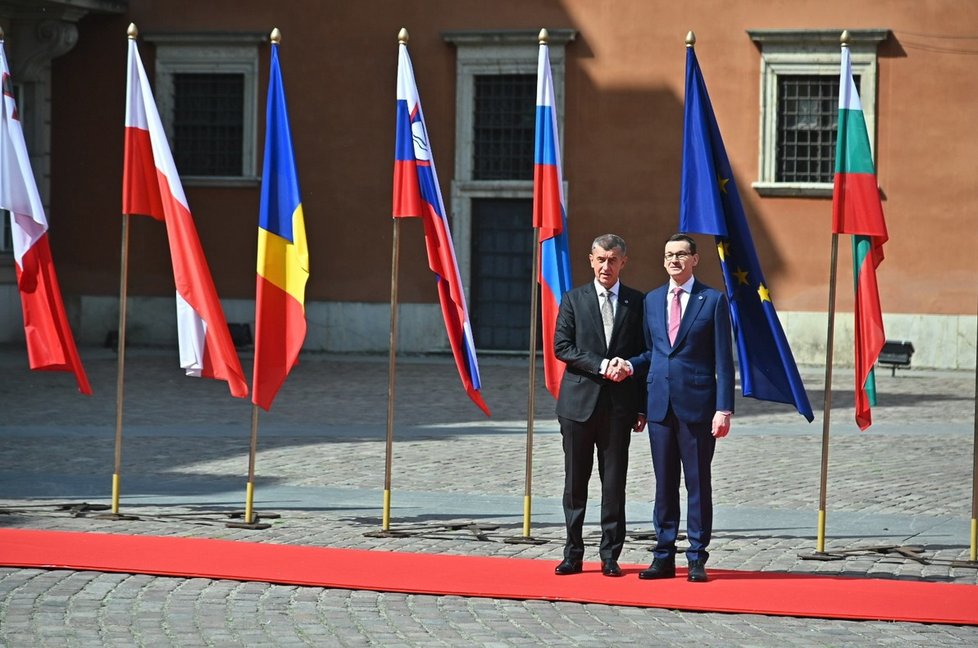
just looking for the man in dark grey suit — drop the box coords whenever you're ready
[553,233,647,577]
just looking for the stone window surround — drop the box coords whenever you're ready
[443,28,575,289]
[748,28,888,198]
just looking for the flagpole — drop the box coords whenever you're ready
[971,293,977,562]
[383,212,402,532]
[111,212,131,515]
[245,405,260,522]
[817,231,840,553]
[522,229,542,538]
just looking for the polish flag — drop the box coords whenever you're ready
[0,38,91,394]
[122,33,247,398]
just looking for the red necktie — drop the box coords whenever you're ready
[668,287,683,345]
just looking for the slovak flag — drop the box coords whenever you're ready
[0,38,91,394]
[533,37,573,399]
[392,36,490,416]
[122,32,248,398]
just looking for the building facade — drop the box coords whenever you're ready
[1,0,976,369]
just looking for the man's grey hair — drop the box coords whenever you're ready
[591,233,627,254]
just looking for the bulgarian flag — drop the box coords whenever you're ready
[0,37,91,394]
[122,32,248,398]
[831,44,888,431]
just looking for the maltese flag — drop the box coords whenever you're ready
[0,38,90,394]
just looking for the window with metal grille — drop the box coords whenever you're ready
[775,74,861,184]
[172,73,244,177]
[472,74,535,181]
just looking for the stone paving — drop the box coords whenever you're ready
[1,344,977,646]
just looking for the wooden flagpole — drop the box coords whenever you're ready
[383,213,402,532]
[971,293,977,562]
[518,229,542,540]
[244,405,260,524]
[111,213,131,515]
[816,232,840,553]
[230,405,270,529]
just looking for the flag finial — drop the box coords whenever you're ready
[686,31,696,48]
[840,30,850,47]
[127,23,138,40]
[538,28,549,44]
[398,28,409,44]
[270,28,281,44]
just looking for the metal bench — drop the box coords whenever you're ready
[877,340,914,376]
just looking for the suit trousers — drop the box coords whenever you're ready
[557,387,632,562]
[647,405,716,564]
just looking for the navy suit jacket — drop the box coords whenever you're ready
[630,279,734,424]
[554,282,647,423]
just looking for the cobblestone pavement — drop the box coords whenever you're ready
[1,344,977,646]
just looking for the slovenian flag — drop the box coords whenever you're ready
[393,37,490,416]
[679,43,814,422]
[123,32,248,398]
[252,36,309,411]
[0,38,91,394]
[534,37,573,399]
[832,44,888,431]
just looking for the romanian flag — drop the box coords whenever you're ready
[393,37,490,416]
[832,44,888,431]
[679,44,814,422]
[122,33,248,398]
[533,37,573,399]
[252,37,309,411]
[0,39,90,394]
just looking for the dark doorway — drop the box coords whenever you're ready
[470,197,534,351]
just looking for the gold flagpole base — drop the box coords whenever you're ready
[503,496,548,545]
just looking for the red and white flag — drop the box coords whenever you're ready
[0,38,91,394]
[122,35,247,398]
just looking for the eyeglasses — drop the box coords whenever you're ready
[664,251,692,261]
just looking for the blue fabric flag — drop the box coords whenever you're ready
[680,46,814,422]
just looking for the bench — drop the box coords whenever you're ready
[877,340,914,376]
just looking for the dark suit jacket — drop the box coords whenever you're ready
[554,282,647,422]
[630,279,734,424]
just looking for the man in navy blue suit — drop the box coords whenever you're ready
[622,233,734,583]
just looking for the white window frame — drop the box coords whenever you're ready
[748,29,888,197]
[443,29,575,288]
[144,32,264,186]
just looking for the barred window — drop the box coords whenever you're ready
[146,34,262,184]
[748,29,885,197]
[776,75,859,184]
[472,74,535,180]
[172,73,244,177]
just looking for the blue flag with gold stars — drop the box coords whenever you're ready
[679,45,814,422]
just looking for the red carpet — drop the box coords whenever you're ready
[2,528,976,625]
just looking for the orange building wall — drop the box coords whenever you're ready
[49,0,978,317]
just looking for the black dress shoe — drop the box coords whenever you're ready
[687,559,708,582]
[554,558,583,575]
[638,557,676,580]
[601,559,622,577]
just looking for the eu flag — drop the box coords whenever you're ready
[680,45,814,422]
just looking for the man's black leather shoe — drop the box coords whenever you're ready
[638,557,676,580]
[601,559,622,577]
[554,558,583,575]
[687,559,708,582]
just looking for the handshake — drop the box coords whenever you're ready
[605,357,632,382]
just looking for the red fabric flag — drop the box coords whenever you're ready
[1,40,90,394]
[123,36,247,398]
